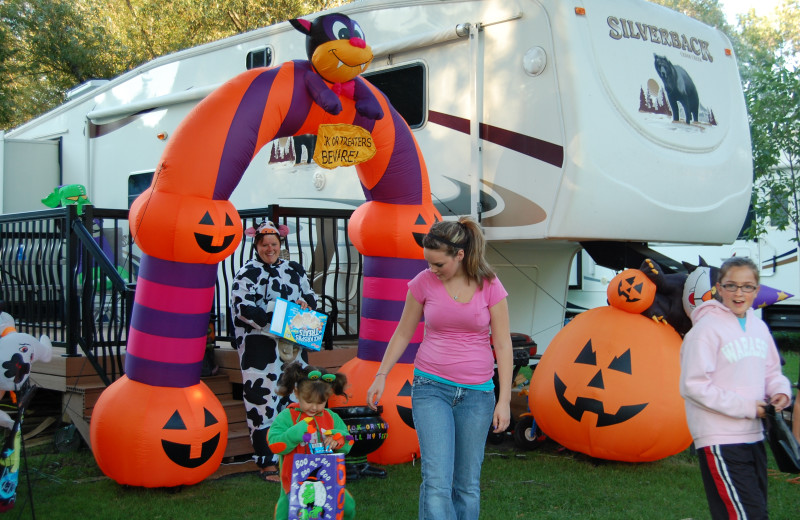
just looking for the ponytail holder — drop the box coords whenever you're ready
[308,370,335,383]
[426,232,467,250]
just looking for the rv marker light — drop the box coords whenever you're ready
[574,7,586,16]
[725,48,732,56]
[157,131,169,141]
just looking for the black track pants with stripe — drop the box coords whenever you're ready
[697,442,768,520]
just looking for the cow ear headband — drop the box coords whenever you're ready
[245,220,289,239]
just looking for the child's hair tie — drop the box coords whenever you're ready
[308,370,335,383]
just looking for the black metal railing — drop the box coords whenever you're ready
[0,204,361,385]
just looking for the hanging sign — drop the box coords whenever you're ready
[314,124,377,169]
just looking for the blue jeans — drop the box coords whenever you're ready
[411,376,495,520]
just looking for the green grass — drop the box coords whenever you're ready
[783,349,799,385]
[11,437,800,520]
[7,352,800,520]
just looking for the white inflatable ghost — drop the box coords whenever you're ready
[0,311,53,429]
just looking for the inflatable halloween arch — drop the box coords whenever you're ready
[90,14,439,487]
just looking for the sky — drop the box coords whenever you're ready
[720,0,783,24]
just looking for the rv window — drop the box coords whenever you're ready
[363,64,425,128]
[128,171,154,208]
[246,48,273,70]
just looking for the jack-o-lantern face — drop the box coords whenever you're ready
[130,189,242,264]
[607,269,656,314]
[349,201,441,260]
[194,210,237,254]
[554,339,647,427]
[162,407,222,468]
[529,306,691,462]
[90,377,229,487]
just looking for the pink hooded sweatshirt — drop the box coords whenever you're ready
[679,299,791,449]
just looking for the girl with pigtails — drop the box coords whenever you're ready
[230,220,319,481]
[268,362,356,520]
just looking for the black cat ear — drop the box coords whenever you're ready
[290,18,312,36]
[699,256,709,267]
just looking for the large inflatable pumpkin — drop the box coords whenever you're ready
[91,376,228,487]
[529,306,692,462]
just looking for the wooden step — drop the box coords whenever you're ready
[225,425,254,459]
[31,344,358,459]
[309,345,358,371]
[213,344,359,385]
[221,398,246,425]
[31,350,126,391]
[203,374,234,399]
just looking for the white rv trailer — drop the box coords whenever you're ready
[0,0,752,350]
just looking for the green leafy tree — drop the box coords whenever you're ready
[651,0,799,246]
[0,0,349,131]
[0,0,123,130]
[111,0,348,62]
[0,11,17,127]
[649,0,730,32]
[737,1,800,243]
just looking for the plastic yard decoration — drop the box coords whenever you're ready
[41,184,93,214]
[529,306,692,462]
[0,310,53,510]
[90,377,227,487]
[129,194,242,265]
[90,12,439,485]
[606,268,657,314]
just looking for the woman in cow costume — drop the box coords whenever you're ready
[230,221,319,481]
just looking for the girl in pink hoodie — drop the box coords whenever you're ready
[680,257,791,519]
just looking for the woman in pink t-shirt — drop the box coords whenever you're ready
[367,217,513,520]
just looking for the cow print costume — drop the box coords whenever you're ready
[230,253,318,469]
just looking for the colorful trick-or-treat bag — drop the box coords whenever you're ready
[289,453,346,519]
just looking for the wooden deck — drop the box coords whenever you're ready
[29,342,359,460]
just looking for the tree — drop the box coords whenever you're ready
[0,0,124,130]
[0,0,350,131]
[649,0,731,32]
[0,11,18,127]
[737,1,800,243]
[650,1,799,246]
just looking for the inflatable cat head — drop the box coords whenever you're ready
[290,13,374,83]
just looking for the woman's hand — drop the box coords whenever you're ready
[296,298,309,310]
[492,401,510,433]
[367,374,386,411]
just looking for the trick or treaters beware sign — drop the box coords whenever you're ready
[314,124,376,169]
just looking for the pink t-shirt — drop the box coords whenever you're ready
[408,269,508,385]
